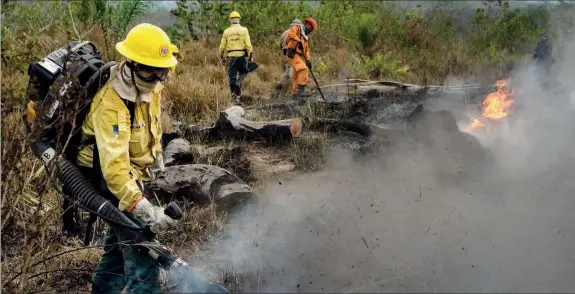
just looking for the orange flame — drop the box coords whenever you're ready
[464,119,485,132]
[465,78,514,132]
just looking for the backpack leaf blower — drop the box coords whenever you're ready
[24,41,228,293]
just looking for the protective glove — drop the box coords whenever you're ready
[220,56,226,66]
[287,48,296,59]
[297,41,304,51]
[306,60,312,70]
[131,197,176,234]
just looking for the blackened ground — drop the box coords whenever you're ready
[196,143,575,292]
[190,87,575,293]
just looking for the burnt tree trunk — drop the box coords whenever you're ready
[163,138,194,167]
[149,164,256,211]
[212,106,302,142]
[181,106,302,144]
[162,138,254,183]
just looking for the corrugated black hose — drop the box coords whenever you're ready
[54,155,142,232]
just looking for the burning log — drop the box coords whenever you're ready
[148,164,256,211]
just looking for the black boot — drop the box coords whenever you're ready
[231,85,242,105]
[293,85,312,99]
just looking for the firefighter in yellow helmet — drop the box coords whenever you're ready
[76,23,178,293]
[218,10,253,102]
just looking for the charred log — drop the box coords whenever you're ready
[405,104,491,179]
[163,138,194,167]
[149,164,256,211]
[161,137,254,183]
[212,106,302,142]
[180,106,302,144]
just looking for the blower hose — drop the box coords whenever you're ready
[39,151,227,291]
[53,155,141,231]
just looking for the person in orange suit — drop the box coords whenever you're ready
[283,17,317,98]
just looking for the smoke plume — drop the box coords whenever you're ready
[186,28,575,293]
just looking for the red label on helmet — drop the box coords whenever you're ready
[159,45,169,57]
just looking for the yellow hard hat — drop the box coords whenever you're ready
[116,23,178,68]
[229,11,240,19]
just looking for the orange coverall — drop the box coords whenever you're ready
[284,24,310,95]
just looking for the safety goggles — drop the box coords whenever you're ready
[133,63,169,82]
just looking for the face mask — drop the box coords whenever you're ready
[122,62,161,94]
[133,75,158,94]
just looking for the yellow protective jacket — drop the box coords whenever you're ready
[218,24,253,57]
[77,82,163,211]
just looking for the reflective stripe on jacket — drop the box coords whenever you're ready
[77,82,163,211]
[285,24,310,60]
[218,24,253,57]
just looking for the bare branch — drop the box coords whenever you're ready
[3,242,131,288]
[80,17,104,40]
[68,2,81,40]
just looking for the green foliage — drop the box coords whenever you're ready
[361,52,409,80]
[164,22,189,45]
[98,0,152,59]
[470,1,546,63]
[1,1,71,111]
[169,0,231,41]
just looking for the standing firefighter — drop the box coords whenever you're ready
[76,23,178,293]
[283,17,317,98]
[219,11,253,102]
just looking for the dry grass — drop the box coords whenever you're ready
[290,133,328,171]
[162,203,227,254]
[0,30,334,292]
[163,65,230,124]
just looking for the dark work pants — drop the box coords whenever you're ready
[226,56,248,97]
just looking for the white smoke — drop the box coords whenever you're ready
[182,19,575,294]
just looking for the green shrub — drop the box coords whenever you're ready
[360,52,409,80]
